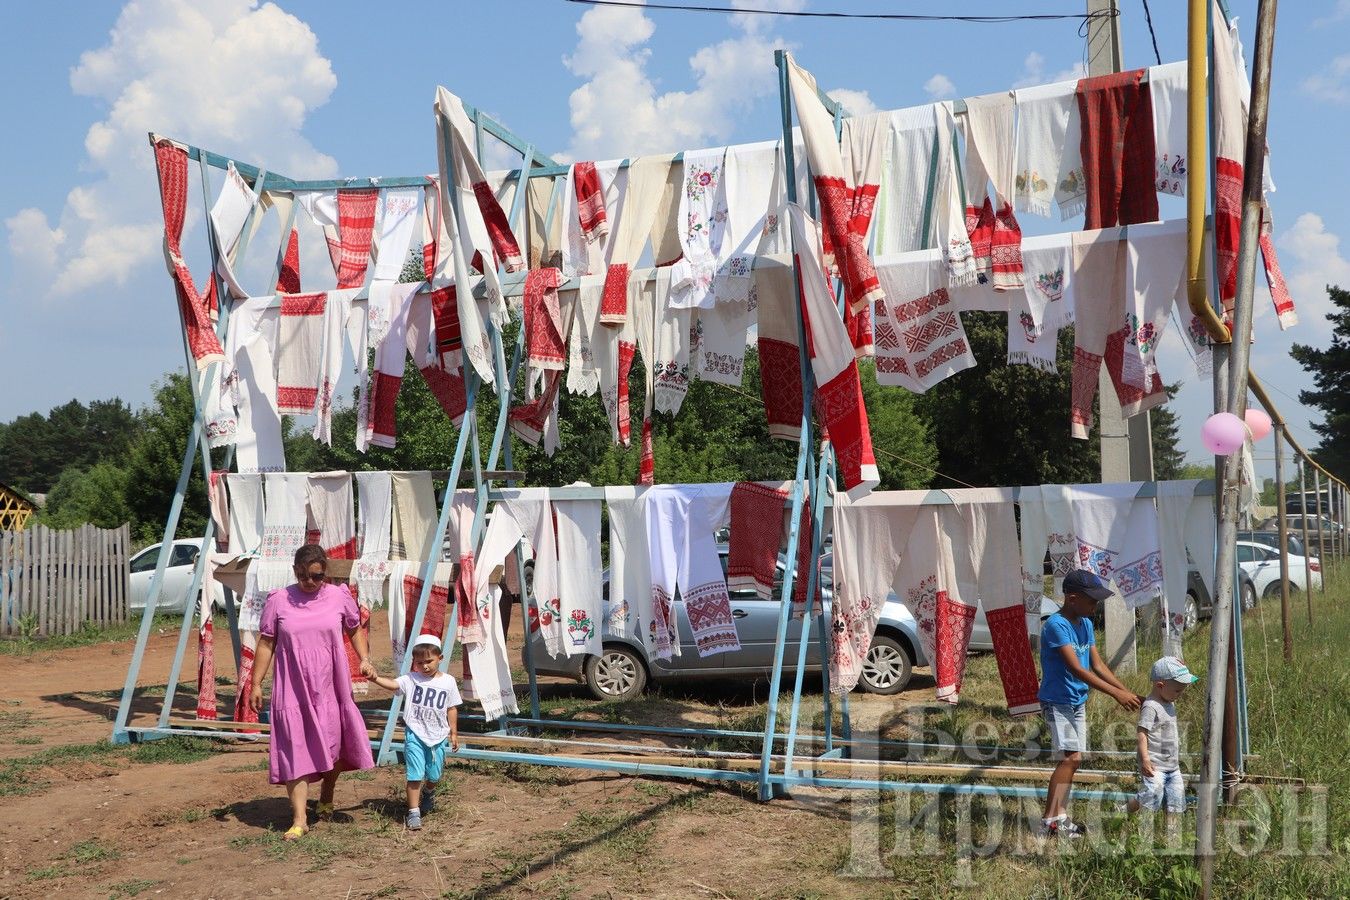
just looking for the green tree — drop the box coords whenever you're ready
[1150,384,1187,480]
[0,398,139,493]
[1289,285,1350,480]
[1178,461,1216,481]
[37,462,133,529]
[916,312,1100,487]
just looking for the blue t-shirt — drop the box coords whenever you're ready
[1038,612,1095,706]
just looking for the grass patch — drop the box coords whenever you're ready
[108,879,159,899]
[69,839,119,864]
[130,736,223,765]
[0,736,227,798]
[27,864,73,881]
[0,616,179,656]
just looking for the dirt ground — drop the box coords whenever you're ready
[0,611,965,900]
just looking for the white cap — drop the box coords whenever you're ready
[411,634,443,651]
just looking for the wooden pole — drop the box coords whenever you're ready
[1313,469,1327,594]
[1274,426,1291,660]
[1297,461,1313,624]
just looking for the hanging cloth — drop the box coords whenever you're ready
[275,292,328,415]
[716,140,778,299]
[510,269,575,454]
[554,496,604,658]
[789,205,880,499]
[354,471,393,609]
[209,161,259,301]
[600,155,675,326]
[645,484,738,660]
[838,112,889,355]
[307,471,357,560]
[404,289,467,428]
[234,329,286,474]
[934,104,979,286]
[1156,479,1201,657]
[597,270,640,448]
[873,250,977,392]
[645,269,692,416]
[1123,219,1188,389]
[1017,485,1051,634]
[501,490,563,658]
[605,486,651,644]
[963,90,1024,291]
[314,290,354,444]
[151,137,226,368]
[560,163,606,279]
[890,507,967,704]
[874,104,938,255]
[465,510,523,722]
[392,563,453,670]
[1007,235,1075,372]
[1077,69,1160,229]
[1114,491,1166,611]
[334,189,379,289]
[1013,79,1076,219]
[364,282,419,450]
[1065,482,1137,580]
[371,187,422,282]
[670,147,730,310]
[1149,61,1188,197]
[786,54,885,314]
[226,473,264,556]
[830,492,924,695]
[754,263,804,442]
[523,173,562,270]
[566,275,605,396]
[726,482,789,600]
[390,471,437,562]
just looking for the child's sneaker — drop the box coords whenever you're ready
[1042,817,1087,839]
[405,809,422,831]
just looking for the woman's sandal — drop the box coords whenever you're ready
[315,801,335,821]
[282,825,307,842]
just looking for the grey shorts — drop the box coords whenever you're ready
[1042,702,1087,758]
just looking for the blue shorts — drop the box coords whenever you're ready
[404,730,446,783]
[1042,702,1087,758]
[1136,768,1186,813]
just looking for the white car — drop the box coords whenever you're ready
[128,539,225,615]
[1235,540,1322,600]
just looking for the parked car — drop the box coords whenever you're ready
[1179,561,1257,631]
[128,539,224,615]
[1235,540,1322,599]
[1237,529,1305,558]
[526,548,1061,700]
[1258,515,1343,539]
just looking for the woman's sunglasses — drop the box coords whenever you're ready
[296,570,327,584]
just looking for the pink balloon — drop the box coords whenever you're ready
[1245,409,1273,442]
[1202,412,1248,455]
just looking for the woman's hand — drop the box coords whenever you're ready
[359,659,376,679]
[248,681,265,714]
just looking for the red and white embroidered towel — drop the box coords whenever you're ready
[402,288,467,428]
[390,562,452,670]
[566,275,605,396]
[275,292,327,415]
[1077,69,1160,230]
[646,484,739,660]
[1123,219,1187,390]
[789,205,880,500]
[1112,491,1165,611]
[830,491,924,695]
[555,496,604,658]
[1065,481,1137,580]
[601,155,674,326]
[645,269,692,416]
[524,268,566,372]
[873,250,977,392]
[307,472,357,560]
[1007,235,1074,373]
[670,147,729,310]
[276,224,302,294]
[934,104,979,286]
[963,91,1024,291]
[754,263,804,442]
[890,507,969,704]
[560,163,604,278]
[786,55,885,313]
[946,487,1039,716]
[364,282,418,450]
[372,187,422,282]
[605,487,651,644]
[334,189,379,289]
[574,161,609,242]
[501,489,563,658]
[1149,61,1188,198]
[151,137,225,369]
[727,481,789,600]
[597,270,640,447]
[839,111,888,355]
[1013,80,1076,219]
[874,105,938,256]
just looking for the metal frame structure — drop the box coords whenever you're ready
[110,40,1348,808]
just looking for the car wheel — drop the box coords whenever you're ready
[1184,595,1199,631]
[1241,581,1257,611]
[584,645,647,701]
[858,635,913,695]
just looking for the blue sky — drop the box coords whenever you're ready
[2,0,1347,481]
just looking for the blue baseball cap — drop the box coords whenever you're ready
[1151,656,1200,684]
[1062,569,1114,602]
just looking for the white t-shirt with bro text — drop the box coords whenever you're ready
[396,672,462,746]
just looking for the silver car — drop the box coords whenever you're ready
[526,549,1058,701]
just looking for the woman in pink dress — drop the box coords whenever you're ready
[248,545,375,839]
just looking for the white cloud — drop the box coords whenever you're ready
[1276,213,1350,330]
[1314,2,1350,27]
[826,88,877,117]
[1012,51,1087,89]
[1300,54,1350,104]
[923,73,956,101]
[562,2,794,159]
[4,0,338,299]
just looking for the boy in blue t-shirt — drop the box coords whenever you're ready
[1037,569,1143,838]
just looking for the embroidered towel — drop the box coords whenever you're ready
[403,290,467,427]
[605,487,651,644]
[935,104,979,286]
[467,513,523,721]
[220,297,277,461]
[575,161,609,242]
[566,276,605,396]
[1149,61,1188,197]
[1056,87,1088,219]
[600,155,674,325]
[354,471,392,610]
[1155,479,1201,656]
[597,271,640,447]
[789,206,880,499]
[554,496,604,658]
[1065,481,1138,580]
[313,289,354,445]
[1007,236,1074,372]
[787,55,884,312]
[693,287,753,387]
[276,224,301,294]
[1114,494,1165,611]
[647,269,692,415]
[873,250,977,392]
[718,140,778,300]
[1014,80,1076,219]
[394,563,453,670]
[670,146,729,310]
[830,492,924,694]
[524,268,567,373]
[365,282,418,450]
[275,292,327,415]
[334,189,379,288]
[1016,485,1051,638]
[838,112,888,354]
[727,482,788,600]
[501,490,563,658]
[963,90,1024,290]
[646,484,738,659]
[890,507,971,704]
[208,470,230,554]
[151,138,226,368]
[1077,69,1160,229]
[946,487,1040,715]
[307,472,357,560]
[1123,219,1187,389]
[209,161,258,301]
[754,262,803,442]
[390,471,437,562]
[561,163,607,278]
[874,105,938,255]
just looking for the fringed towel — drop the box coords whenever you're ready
[605,487,651,644]
[1149,61,1188,197]
[726,482,788,600]
[670,147,729,310]
[1123,220,1187,389]
[566,275,604,396]
[934,104,979,285]
[501,490,563,658]
[786,54,884,312]
[151,137,225,369]
[839,112,889,354]
[646,484,738,659]
[354,471,393,615]
[1007,235,1074,373]
[466,510,523,722]
[554,496,604,658]
[754,263,804,442]
[874,105,938,255]
[789,205,880,499]
[963,91,1024,290]
[334,189,379,289]
[1077,69,1160,230]
[873,250,977,392]
[1014,80,1077,219]
[601,155,674,325]
[307,471,357,560]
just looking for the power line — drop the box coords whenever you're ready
[564,0,1118,25]
[1140,0,1164,66]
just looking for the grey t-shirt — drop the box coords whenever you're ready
[1138,698,1180,772]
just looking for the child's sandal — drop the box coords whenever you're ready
[283,825,307,842]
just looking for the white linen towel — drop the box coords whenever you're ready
[874,104,938,255]
[226,473,264,556]
[554,496,604,658]
[645,484,738,660]
[1013,80,1077,218]
[605,486,651,644]
[390,471,437,562]
[354,471,392,607]
[501,489,563,658]
[1149,61,1188,197]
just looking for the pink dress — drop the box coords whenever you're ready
[260,583,375,784]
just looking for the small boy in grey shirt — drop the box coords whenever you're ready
[1127,657,1199,821]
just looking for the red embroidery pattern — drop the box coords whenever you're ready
[902,310,960,354]
[420,364,467,426]
[524,268,566,369]
[335,189,379,289]
[1214,157,1243,316]
[914,338,971,380]
[233,643,260,730]
[815,363,872,496]
[430,286,460,365]
[1070,346,1103,433]
[985,605,1040,715]
[683,581,741,656]
[275,227,301,294]
[727,482,786,600]
[574,162,609,240]
[1077,69,1159,230]
[196,619,216,720]
[757,337,803,440]
[616,340,636,445]
[813,175,883,311]
[600,263,629,325]
[402,574,449,642]
[152,140,225,367]
[471,180,524,272]
[1259,230,1296,325]
[370,372,403,448]
[276,386,319,413]
[934,591,977,702]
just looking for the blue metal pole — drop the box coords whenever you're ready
[782,446,829,774]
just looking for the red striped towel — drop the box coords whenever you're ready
[335,189,379,288]
[276,226,301,293]
[430,285,460,368]
[574,162,609,241]
[275,292,327,414]
[524,268,566,370]
[1077,69,1159,230]
[152,139,225,369]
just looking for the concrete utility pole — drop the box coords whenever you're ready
[1087,0,1140,675]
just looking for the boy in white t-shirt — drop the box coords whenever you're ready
[369,634,461,830]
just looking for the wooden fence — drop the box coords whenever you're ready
[0,523,131,637]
